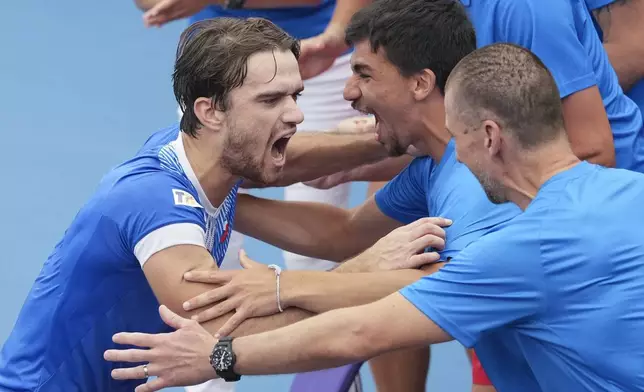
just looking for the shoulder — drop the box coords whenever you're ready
[455,214,543,270]
[102,168,200,217]
[484,0,573,33]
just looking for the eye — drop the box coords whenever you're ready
[358,73,370,79]
[292,92,302,101]
[263,97,281,106]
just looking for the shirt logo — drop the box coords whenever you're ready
[172,189,203,208]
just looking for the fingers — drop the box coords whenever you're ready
[239,250,262,269]
[409,219,450,241]
[183,286,232,311]
[111,332,161,349]
[111,363,157,380]
[192,299,238,323]
[135,377,168,392]
[183,270,234,284]
[215,309,249,338]
[105,348,153,364]
[410,233,446,253]
[409,217,452,229]
[142,0,174,27]
[298,36,324,57]
[408,252,441,269]
[159,305,192,329]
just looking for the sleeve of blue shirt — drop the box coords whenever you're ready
[374,158,431,224]
[585,0,614,10]
[399,220,545,348]
[496,0,597,98]
[101,172,206,252]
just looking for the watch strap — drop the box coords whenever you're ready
[211,337,241,382]
[224,0,246,9]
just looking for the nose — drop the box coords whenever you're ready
[283,98,304,125]
[343,75,361,102]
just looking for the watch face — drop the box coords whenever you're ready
[211,348,233,371]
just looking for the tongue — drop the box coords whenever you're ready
[271,144,283,159]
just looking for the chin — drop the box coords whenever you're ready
[256,166,283,185]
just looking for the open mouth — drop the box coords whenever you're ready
[271,134,292,163]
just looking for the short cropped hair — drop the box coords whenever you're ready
[446,43,565,148]
[345,0,476,94]
[173,17,300,137]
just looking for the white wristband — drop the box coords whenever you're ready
[267,264,284,312]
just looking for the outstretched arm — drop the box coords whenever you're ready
[233,292,449,375]
[105,293,448,391]
[134,0,324,28]
[143,245,314,339]
[181,221,448,335]
[304,155,413,190]
[268,131,390,187]
[235,194,401,262]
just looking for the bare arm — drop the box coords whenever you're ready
[143,244,313,337]
[235,194,401,262]
[282,267,441,314]
[562,86,616,167]
[181,221,448,334]
[267,131,390,187]
[297,0,373,79]
[304,155,412,190]
[135,0,322,12]
[134,0,161,11]
[593,0,644,91]
[324,0,373,36]
[105,292,448,391]
[233,292,451,375]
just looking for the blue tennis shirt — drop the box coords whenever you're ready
[0,124,239,391]
[402,162,644,391]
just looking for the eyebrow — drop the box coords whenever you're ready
[352,62,373,74]
[255,86,304,100]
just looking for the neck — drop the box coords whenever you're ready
[412,93,452,161]
[503,135,581,210]
[181,132,238,207]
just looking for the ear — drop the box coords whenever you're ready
[410,69,436,101]
[194,97,225,132]
[482,119,503,159]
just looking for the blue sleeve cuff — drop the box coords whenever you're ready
[557,72,597,99]
[399,285,477,348]
[374,190,416,225]
[585,0,615,10]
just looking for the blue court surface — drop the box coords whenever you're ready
[0,2,470,390]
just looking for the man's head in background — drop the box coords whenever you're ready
[344,0,476,156]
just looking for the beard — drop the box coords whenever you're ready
[384,141,407,157]
[375,122,407,157]
[220,131,267,184]
[473,168,508,205]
